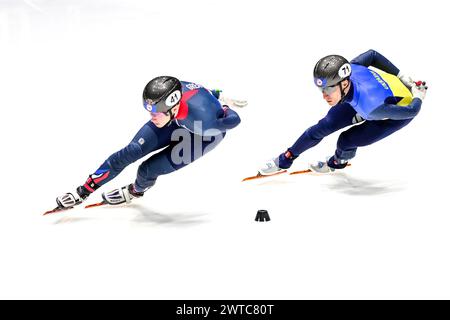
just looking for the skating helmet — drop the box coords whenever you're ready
[143,76,182,113]
[313,55,352,93]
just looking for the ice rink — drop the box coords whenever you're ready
[1,0,449,299]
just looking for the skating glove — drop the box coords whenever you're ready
[412,81,428,101]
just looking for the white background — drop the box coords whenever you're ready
[0,0,449,299]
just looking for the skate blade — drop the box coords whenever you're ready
[300,163,352,175]
[43,206,73,216]
[289,169,313,175]
[242,170,287,182]
[84,201,107,209]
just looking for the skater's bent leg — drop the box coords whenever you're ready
[134,131,225,192]
[335,118,413,161]
[134,148,176,191]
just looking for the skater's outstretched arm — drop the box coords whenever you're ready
[288,102,356,157]
[257,103,356,175]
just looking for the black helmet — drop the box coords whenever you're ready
[313,55,352,90]
[143,76,182,113]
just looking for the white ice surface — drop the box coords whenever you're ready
[0,0,449,299]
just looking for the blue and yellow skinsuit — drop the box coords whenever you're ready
[286,49,421,165]
[79,81,241,194]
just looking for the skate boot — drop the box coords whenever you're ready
[309,156,348,173]
[258,158,285,176]
[102,183,144,205]
[56,186,91,209]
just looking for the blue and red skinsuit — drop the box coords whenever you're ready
[281,49,421,168]
[82,81,240,194]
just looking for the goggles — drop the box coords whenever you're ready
[144,100,175,119]
[319,84,339,96]
[143,99,167,114]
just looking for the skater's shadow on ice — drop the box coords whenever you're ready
[131,204,208,227]
[51,204,207,227]
[325,173,406,196]
[53,217,93,224]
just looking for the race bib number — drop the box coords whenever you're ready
[165,90,181,107]
[338,63,352,78]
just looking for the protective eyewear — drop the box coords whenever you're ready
[319,85,339,95]
[143,99,171,116]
